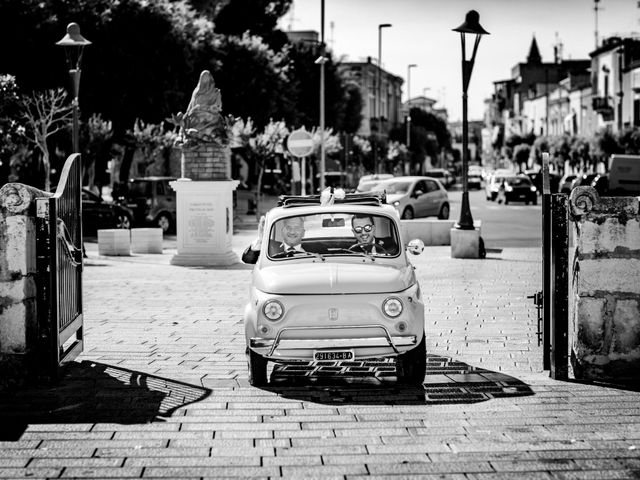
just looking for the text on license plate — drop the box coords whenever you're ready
[314,350,354,361]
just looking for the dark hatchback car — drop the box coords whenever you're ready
[499,175,538,205]
[122,177,177,234]
[82,188,133,235]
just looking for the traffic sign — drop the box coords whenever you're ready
[287,129,314,158]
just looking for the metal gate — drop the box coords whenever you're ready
[536,153,570,380]
[36,153,84,379]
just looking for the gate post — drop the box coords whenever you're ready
[550,194,569,380]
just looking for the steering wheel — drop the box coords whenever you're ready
[348,242,388,254]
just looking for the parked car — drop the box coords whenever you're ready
[424,169,455,189]
[591,173,609,196]
[498,175,538,205]
[468,172,483,190]
[122,176,177,234]
[608,154,640,196]
[377,176,450,219]
[559,174,577,194]
[81,188,133,235]
[243,191,427,386]
[376,176,450,220]
[356,174,393,192]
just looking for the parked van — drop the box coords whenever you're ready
[608,155,640,196]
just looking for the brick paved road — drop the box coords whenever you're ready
[1,232,639,479]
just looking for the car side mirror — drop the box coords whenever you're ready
[413,189,424,197]
[406,239,424,255]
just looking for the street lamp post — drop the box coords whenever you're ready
[56,23,91,154]
[453,10,489,230]
[316,0,326,191]
[375,23,391,174]
[406,64,417,148]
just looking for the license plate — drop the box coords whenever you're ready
[314,350,354,361]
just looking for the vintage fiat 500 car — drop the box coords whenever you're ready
[243,192,426,386]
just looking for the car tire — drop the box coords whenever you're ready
[401,207,414,219]
[155,212,173,234]
[116,214,131,230]
[438,203,450,220]
[247,347,268,386]
[397,333,426,385]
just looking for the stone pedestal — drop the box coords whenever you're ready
[450,221,482,259]
[170,179,240,266]
[131,228,163,254]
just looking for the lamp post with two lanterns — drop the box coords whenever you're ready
[452,10,489,230]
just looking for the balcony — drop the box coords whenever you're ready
[592,96,611,112]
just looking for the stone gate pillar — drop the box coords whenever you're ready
[170,70,239,266]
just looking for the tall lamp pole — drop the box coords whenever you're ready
[56,23,91,154]
[316,0,327,190]
[406,64,417,147]
[453,10,489,230]
[375,23,392,174]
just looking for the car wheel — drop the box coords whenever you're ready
[397,333,426,385]
[156,212,173,234]
[401,207,414,219]
[247,347,268,386]
[116,214,131,229]
[438,203,450,220]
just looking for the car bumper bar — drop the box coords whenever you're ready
[250,324,417,357]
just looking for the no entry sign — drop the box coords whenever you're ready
[287,129,314,158]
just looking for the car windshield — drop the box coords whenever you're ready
[128,181,152,196]
[379,180,413,194]
[267,212,400,259]
[506,176,532,186]
[356,181,382,192]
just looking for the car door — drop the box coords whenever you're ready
[423,179,442,216]
[412,180,430,217]
[82,189,114,234]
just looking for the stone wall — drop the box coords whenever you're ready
[182,143,231,181]
[568,186,640,381]
[0,183,48,388]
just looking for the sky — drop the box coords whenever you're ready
[278,0,640,122]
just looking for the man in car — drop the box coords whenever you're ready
[242,216,306,264]
[350,214,396,255]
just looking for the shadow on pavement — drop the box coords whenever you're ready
[0,361,211,441]
[263,354,534,405]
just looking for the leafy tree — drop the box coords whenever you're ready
[0,74,24,184]
[342,83,363,134]
[211,0,292,50]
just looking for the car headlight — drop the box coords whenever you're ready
[263,300,284,321]
[382,297,403,318]
[393,201,400,207]
[530,186,537,192]
[505,186,513,192]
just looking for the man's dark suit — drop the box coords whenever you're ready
[241,240,305,264]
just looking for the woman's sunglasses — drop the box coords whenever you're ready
[353,224,373,234]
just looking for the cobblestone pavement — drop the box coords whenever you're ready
[1,228,640,479]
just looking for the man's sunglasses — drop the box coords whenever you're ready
[353,224,373,234]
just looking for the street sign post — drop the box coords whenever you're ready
[287,129,314,195]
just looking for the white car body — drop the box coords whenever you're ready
[243,194,426,385]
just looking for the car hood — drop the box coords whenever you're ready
[385,193,406,204]
[254,262,415,294]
